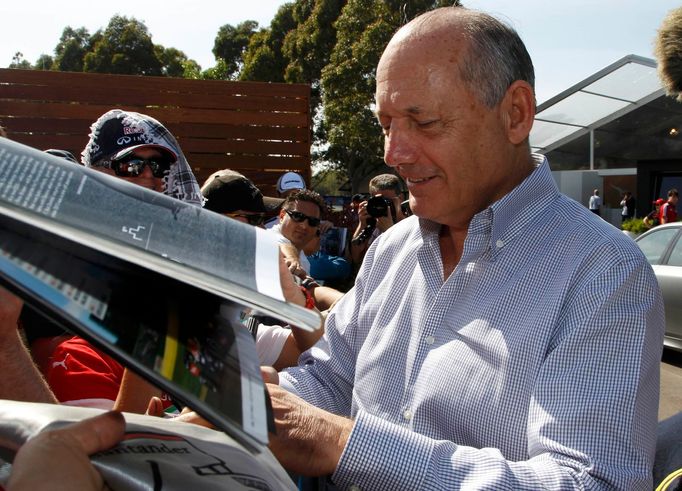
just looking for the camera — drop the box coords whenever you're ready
[366,196,396,221]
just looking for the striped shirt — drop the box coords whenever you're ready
[281,156,664,490]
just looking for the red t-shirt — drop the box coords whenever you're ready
[47,336,174,410]
[660,202,677,224]
[47,336,123,408]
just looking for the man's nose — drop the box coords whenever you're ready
[383,124,416,168]
[140,164,155,178]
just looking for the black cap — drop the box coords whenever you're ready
[202,172,284,214]
[83,112,177,166]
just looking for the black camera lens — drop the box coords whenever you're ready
[366,196,390,218]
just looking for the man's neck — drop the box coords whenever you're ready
[439,225,467,279]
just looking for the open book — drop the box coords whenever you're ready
[0,138,322,454]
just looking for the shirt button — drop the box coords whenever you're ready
[495,239,504,248]
[349,486,361,491]
[425,335,435,345]
[403,409,412,421]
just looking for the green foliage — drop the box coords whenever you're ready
[621,218,649,235]
[240,3,297,82]
[212,20,259,79]
[83,15,163,75]
[155,46,197,77]
[34,54,54,70]
[54,27,91,72]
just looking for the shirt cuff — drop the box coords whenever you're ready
[332,409,434,490]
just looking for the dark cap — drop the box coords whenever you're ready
[83,110,177,166]
[202,171,284,214]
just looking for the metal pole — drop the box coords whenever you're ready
[589,129,594,170]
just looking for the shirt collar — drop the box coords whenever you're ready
[417,154,560,259]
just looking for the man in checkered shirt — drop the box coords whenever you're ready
[263,7,664,490]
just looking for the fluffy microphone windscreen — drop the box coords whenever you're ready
[655,7,682,102]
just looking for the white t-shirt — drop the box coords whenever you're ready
[268,224,311,273]
[255,323,291,366]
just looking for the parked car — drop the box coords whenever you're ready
[634,222,682,352]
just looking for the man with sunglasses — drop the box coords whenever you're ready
[42,109,204,414]
[270,190,326,279]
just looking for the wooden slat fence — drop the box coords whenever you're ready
[0,69,311,196]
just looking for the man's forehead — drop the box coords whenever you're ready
[292,200,320,215]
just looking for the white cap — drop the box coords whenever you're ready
[276,171,306,194]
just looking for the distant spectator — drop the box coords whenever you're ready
[277,171,307,197]
[660,188,679,224]
[350,173,407,266]
[270,189,326,278]
[644,198,666,229]
[265,171,307,230]
[201,169,283,226]
[620,191,636,225]
[588,189,601,215]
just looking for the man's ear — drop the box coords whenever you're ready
[501,80,536,145]
[279,208,286,220]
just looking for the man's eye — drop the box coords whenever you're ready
[417,120,438,128]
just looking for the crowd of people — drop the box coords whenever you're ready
[0,4,680,490]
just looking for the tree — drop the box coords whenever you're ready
[212,20,259,80]
[83,15,162,76]
[54,27,91,72]
[155,46,199,78]
[34,54,54,71]
[8,52,31,69]
[282,0,344,118]
[240,3,297,82]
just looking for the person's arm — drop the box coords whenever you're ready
[270,256,326,369]
[275,252,663,489]
[350,202,372,265]
[112,368,162,413]
[280,243,308,279]
[7,411,125,491]
[661,203,670,224]
[0,286,57,403]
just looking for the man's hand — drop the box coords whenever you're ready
[280,243,308,279]
[266,383,352,476]
[8,411,125,491]
[279,252,307,307]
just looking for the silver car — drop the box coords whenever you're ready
[634,222,682,352]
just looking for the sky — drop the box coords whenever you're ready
[1,0,680,104]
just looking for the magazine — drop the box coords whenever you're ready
[0,138,322,454]
[0,401,297,490]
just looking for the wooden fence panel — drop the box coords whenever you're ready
[0,69,311,190]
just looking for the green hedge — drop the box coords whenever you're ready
[621,218,649,235]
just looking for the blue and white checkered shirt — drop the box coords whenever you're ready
[281,155,664,490]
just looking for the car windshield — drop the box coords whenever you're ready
[636,228,680,265]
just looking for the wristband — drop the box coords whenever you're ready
[299,286,315,309]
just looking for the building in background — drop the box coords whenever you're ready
[531,55,682,226]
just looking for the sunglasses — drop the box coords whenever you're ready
[285,209,320,227]
[111,156,174,178]
[224,212,266,226]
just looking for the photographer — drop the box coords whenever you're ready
[350,174,408,267]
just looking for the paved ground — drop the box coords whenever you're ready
[659,348,682,421]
